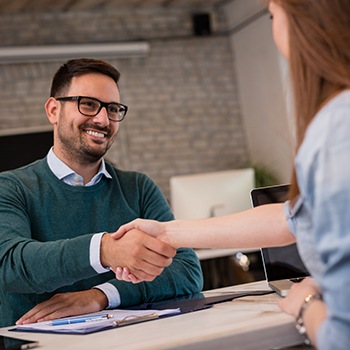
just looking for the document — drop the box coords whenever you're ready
[12,290,273,335]
[12,308,180,334]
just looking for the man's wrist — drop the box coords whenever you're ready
[93,283,121,309]
[89,288,109,310]
[100,233,112,268]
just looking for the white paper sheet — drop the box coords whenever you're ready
[14,308,180,334]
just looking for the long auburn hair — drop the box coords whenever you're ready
[268,0,350,198]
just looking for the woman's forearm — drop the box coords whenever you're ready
[164,203,295,249]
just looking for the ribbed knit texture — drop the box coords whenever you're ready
[0,158,203,327]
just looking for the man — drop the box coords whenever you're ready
[0,58,203,327]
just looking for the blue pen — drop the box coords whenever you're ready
[51,313,111,326]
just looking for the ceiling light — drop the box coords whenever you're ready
[0,42,150,64]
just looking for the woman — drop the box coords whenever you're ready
[113,1,350,348]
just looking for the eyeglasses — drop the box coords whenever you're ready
[56,96,128,122]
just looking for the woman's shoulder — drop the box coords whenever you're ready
[318,89,350,120]
[308,89,350,137]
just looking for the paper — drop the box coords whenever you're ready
[14,308,180,334]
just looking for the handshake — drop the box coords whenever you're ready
[102,219,177,284]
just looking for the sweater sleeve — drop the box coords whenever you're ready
[0,167,202,304]
[0,176,98,294]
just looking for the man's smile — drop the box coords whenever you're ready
[85,129,107,140]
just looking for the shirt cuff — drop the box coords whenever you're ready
[93,283,121,309]
[284,200,295,235]
[90,232,110,274]
[284,196,303,237]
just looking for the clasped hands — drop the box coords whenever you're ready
[104,221,174,284]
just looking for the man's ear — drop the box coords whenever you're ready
[45,97,60,125]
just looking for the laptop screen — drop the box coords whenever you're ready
[251,185,309,282]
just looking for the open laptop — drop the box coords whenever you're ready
[250,184,309,297]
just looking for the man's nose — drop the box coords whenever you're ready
[92,106,110,126]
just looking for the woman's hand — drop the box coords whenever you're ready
[279,277,319,318]
[111,219,169,243]
[279,277,326,347]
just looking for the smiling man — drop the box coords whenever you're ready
[0,58,203,327]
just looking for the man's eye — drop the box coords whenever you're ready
[108,103,122,113]
[109,106,118,113]
[82,101,97,108]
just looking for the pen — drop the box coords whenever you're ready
[51,313,112,326]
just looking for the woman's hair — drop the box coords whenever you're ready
[269,0,350,197]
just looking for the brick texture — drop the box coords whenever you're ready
[0,5,249,200]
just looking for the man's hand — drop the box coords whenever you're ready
[101,228,176,282]
[16,289,108,325]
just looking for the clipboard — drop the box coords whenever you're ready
[10,309,180,335]
[10,289,273,335]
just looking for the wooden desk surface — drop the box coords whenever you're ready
[0,281,304,350]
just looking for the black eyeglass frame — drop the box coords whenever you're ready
[56,95,128,122]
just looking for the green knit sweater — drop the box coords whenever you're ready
[0,158,203,327]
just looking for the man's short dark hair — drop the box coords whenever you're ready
[50,58,121,97]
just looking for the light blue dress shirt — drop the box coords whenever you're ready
[285,90,350,349]
[47,148,121,308]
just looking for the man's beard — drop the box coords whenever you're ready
[57,123,116,165]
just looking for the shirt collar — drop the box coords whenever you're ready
[47,147,112,186]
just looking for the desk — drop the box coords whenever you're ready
[0,281,304,350]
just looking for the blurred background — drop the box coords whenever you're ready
[0,0,295,288]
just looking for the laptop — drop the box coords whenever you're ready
[250,184,309,297]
